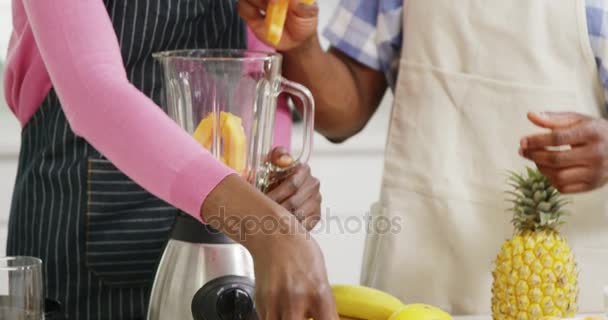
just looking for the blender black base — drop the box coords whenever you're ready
[171,214,235,244]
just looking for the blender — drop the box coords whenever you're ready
[147,50,315,320]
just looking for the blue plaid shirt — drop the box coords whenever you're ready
[324,0,608,101]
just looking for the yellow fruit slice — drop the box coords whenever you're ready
[264,0,289,45]
[332,285,405,320]
[264,0,317,45]
[192,114,214,150]
[192,112,247,173]
[389,304,452,320]
[220,112,247,173]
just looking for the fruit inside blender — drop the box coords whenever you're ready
[193,112,247,174]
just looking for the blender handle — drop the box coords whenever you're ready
[259,77,315,193]
[278,76,315,166]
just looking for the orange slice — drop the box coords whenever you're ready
[192,114,214,150]
[265,0,289,45]
[192,112,247,173]
[220,112,247,173]
[264,0,317,46]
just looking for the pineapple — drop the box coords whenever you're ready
[492,168,578,320]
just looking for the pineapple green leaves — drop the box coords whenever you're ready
[506,167,570,231]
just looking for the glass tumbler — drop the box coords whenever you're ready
[0,256,43,320]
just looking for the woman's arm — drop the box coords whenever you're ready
[22,0,231,220]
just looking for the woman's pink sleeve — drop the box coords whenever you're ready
[21,0,235,221]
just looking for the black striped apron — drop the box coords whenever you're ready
[6,1,245,319]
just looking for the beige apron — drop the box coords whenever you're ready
[361,0,608,314]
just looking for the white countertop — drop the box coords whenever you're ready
[452,316,605,320]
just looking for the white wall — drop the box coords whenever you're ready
[0,0,18,267]
[0,0,10,56]
[0,0,393,285]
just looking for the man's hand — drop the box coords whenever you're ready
[520,112,608,193]
[238,0,319,50]
[266,147,322,231]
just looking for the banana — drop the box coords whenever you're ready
[332,285,405,320]
[388,304,452,320]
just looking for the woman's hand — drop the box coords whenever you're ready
[250,225,337,320]
[520,112,608,193]
[201,175,337,320]
[238,0,319,51]
[266,147,322,231]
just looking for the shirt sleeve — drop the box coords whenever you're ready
[322,0,403,88]
[586,0,608,109]
[21,0,235,222]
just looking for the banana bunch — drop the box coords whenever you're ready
[332,285,452,320]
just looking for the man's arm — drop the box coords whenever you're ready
[283,35,388,142]
[283,36,387,142]
[238,0,388,142]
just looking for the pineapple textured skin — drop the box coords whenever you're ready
[492,230,578,320]
[492,168,578,320]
